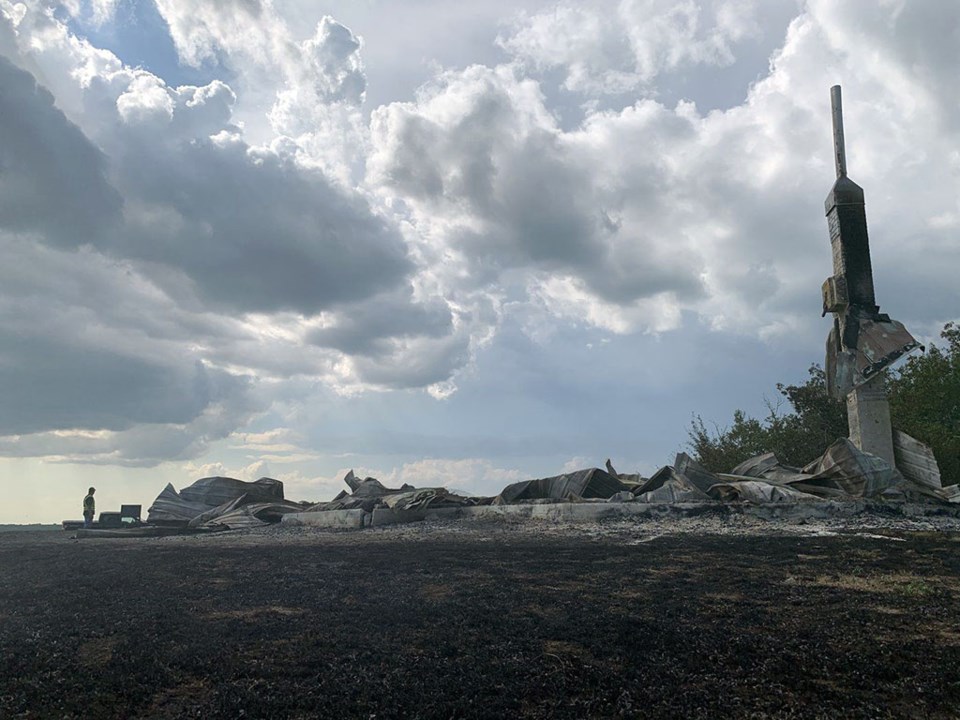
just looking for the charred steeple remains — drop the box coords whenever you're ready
[825,85,877,314]
[821,85,921,464]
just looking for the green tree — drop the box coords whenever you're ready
[688,410,769,474]
[888,322,960,484]
[690,323,960,484]
[689,365,846,473]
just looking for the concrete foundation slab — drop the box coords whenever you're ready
[282,510,369,529]
[370,507,464,526]
[372,502,727,526]
[294,500,960,530]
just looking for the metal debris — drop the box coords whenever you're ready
[75,431,957,539]
[145,476,306,530]
[493,468,626,504]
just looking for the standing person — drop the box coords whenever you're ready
[83,487,96,528]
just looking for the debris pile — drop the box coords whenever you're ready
[306,470,481,513]
[288,430,956,528]
[146,476,307,530]
[493,468,626,504]
[612,433,959,506]
[70,431,957,538]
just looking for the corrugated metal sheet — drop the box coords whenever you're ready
[147,477,298,527]
[633,466,711,503]
[495,468,626,504]
[709,481,821,503]
[854,318,921,383]
[179,476,284,506]
[800,438,901,498]
[147,483,214,525]
[193,501,306,530]
[674,453,722,494]
[893,430,941,489]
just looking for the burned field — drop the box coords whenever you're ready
[2,523,960,719]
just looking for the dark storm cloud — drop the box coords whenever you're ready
[109,133,413,314]
[1,4,415,318]
[0,365,266,466]
[351,332,472,389]
[0,45,413,319]
[0,336,215,435]
[0,56,122,244]
[0,238,263,446]
[306,289,453,357]
[0,1,465,460]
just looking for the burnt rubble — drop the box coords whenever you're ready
[68,428,957,538]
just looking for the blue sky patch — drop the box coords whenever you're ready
[59,0,227,88]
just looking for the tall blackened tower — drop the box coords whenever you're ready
[822,85,919,465]
[825,86,878,315]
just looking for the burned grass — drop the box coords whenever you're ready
[1,525,959,718]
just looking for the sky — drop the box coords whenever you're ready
[1,0,958,524]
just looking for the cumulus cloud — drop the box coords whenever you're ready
[116,71,175,123]
[369,65,706,323]
[0,0,504,466]
[1,2,413,316]
[367,64,710,335]
[152,0,369,180]
[2,0,959,477]
[0,236,270,464]
[368,0,960,342]
[498,0,761,95]
[265,15,369,179]
[0,55,121,245]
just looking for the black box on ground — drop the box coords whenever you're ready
[120,505,142,522]
[98,512,122,528]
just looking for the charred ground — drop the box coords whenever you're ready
[1,521,959,719]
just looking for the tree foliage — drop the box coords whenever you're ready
[689,365,846,472]
[888,322,960,484]
[690,323,960,484]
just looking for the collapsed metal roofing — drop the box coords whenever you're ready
[73,430,957,538]
[146,476,306,530]
[293,430,958,523]
[494,468,627,504]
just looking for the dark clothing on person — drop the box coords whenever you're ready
[83,493,95,528]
